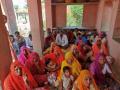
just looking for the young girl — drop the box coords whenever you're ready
[59,66,74,90]
[45,58,58,86]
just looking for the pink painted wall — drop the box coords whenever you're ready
[45,1,66,28]
[45,0,53,28]
[83,4,98,28]
[96,0,120,78]
[55,5,66,27]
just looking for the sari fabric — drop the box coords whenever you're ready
[89,53,105,85]
[44,53,56,63]
[44,46,64,65]
[4,61,38,90]
[43,42,57,55]
[77,40,86,56]
[68,31,75,43]
[92,43,109,57]
[53,46,64,65]
[74,70,99,90]
[18,46,31,65]
[71,45,85,62]
[44,35,54,49]
[60,51,81,79]
[92,37,109,57]
[25,52,47,86]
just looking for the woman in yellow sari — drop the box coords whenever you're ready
[72,70,99,90]
[59,51,81,80]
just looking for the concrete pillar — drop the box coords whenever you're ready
[0,0,17,35]
[27,0,44,56]
[0,4,12,88]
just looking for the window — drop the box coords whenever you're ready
[67,5,84,27]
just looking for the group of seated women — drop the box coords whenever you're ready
[4,30,120,90]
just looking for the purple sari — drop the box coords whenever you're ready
[89,53,105,85]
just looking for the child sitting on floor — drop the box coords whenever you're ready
[59,66,74,90]
[45,58,58,86]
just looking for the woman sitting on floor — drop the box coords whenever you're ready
[4,61,38,90]
[71,45,85,66]
[92,37,109,57]
[18,46,32,65]
[43,42,57,55]
[77,40,88,57]
[72,70,99,90]
[89,53,120,89]
[59,51,81,80]
[44,46,64,65]
[25,52,48,87]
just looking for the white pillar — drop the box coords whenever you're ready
[0,0,17,34]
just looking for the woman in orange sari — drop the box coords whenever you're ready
[4,61,38,90]
[92,37,109,57]
[72,70,99,90]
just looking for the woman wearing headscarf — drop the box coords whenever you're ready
[71,45,85,63]
[18,46,32,65]
[77,40,86,57]
[89,53,120,88]
[72,70,99,90]
[59,51,81,80]
[44,46,64,65]
[53,46,64,65]
[43,42,57,55]
[4,61,38,90]
[92,37,109,57]
[25,52,48,87]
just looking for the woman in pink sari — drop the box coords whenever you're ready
[25,52,48,87]
[89,53,120,89]
[18,46,32,65]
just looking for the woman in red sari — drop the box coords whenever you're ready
[77,40,86,56]
[44,46,64,65]
[25,52,48,87]
[43,42,57,55]
[4,61,38,90]
[71,45,85,64]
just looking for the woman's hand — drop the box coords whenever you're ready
[23,73,29,86]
